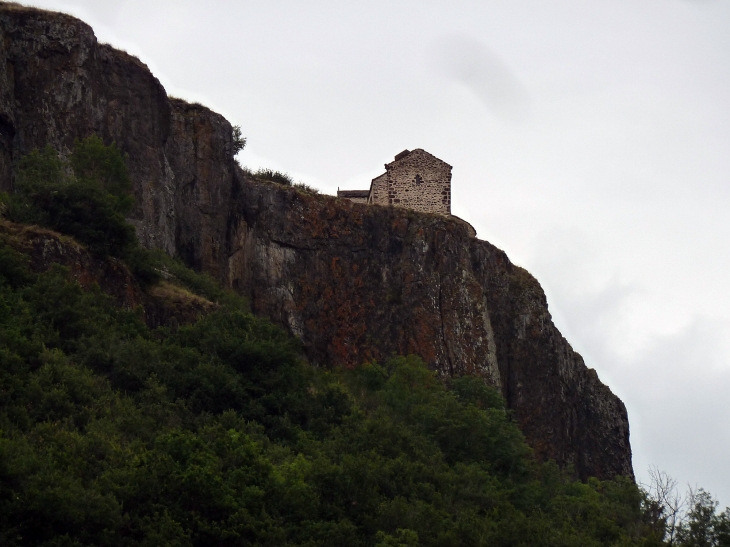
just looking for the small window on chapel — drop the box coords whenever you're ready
[414,174,423,185]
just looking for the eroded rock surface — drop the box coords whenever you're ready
[228,178,632,479]
[0,3,633,480]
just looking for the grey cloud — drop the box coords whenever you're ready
[626,318,730,506]
[526,229,730,505]
[430,34,530,122]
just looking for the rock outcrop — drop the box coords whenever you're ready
[0,219,143,309]
[0,219,216,328]
[0,2,633,480]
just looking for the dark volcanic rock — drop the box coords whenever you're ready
[228,177,633,480]
[0,2,237,268]
[0,2,633,480]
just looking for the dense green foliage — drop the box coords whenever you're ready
[0,140,725,545]
[2,137,165,286]
[0,245,662,546]
[6,137,136,258]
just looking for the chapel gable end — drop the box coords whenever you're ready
[378,149,451,215]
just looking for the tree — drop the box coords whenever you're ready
[644,468,730,547]
[677,488,721,547]
[715,509,730,547]
[645,466,687,545]
[9,137,136,257]
[232,125,246,155]
[70,134,133,214]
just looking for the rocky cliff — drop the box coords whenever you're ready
[0,2,632,480]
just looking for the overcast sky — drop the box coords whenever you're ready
[28,0,730,506]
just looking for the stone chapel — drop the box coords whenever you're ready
[338,149,452,215]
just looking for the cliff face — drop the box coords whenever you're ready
[0,4,237,274]
[0,3,632,480]
[229,179,632,479]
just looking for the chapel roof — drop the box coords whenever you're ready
[384,148,452,169]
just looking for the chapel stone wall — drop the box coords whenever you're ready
[383,149,451,215]
[368,173,388,206]
[344,149,452,215]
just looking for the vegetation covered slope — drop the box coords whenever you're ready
[0,139,727,546]
[0,247,658,547]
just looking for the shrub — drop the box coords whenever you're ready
[293,182,319,195]
[253,168,293,186]
[141,248,232,303]
[70,135,132,213]
[8,138,137,258]
[231,125,246,155]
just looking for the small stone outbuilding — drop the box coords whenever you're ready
[338,149,452,215]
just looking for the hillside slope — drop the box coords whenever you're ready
[0,2,631,480]
[0,231,658,546]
